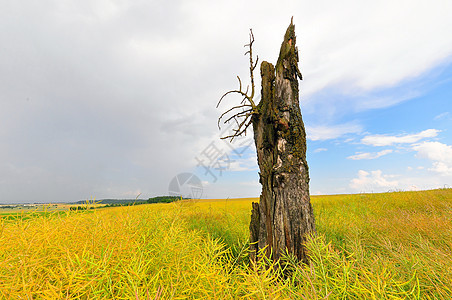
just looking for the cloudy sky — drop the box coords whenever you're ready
[1,0,451,203]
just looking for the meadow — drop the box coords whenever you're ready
[0,189,451,299]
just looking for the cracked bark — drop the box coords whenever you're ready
[249,20,316,263]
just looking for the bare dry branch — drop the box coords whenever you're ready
[253,55,259,71]
[223,109,252,125]
[220,114,253,141]
[217,28,259,141]
[217,105,252,129]
[217,90,248,107]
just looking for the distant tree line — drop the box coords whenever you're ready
[1,205,17,209]
[101,196,182,208]
[70,206,95,211]
[146,196,181,204]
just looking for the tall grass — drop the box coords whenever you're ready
[0,189,451,298]
[312,189,452,298]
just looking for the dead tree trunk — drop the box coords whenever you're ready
[249,21,315,263]
[218,19,315,263]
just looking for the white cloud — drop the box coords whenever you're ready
[1,0,452,202]
[354,91,421,111]
[361,129,440,146]
[314,148,328,153]
[300,0,452,99]
[201,181,210,187]
[350,170,399,192]
[239,180,260,188]
[434,112,451,120]
[429,162,452,176]
[227,160,257,172]
[222,153,258,172]
[307,123,362,141]
[412,141,452,176]
[347,149,393,160]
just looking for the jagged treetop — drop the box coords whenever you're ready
[276,18,302,80]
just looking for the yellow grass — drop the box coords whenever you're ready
[0,189,451,299]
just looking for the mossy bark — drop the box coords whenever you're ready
[249,21,315,263]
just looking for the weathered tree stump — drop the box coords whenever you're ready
[249,20,316,263]
[217,19,316,264]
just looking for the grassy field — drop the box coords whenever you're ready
[0,189,451,299]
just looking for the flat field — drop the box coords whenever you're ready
[0,189,451,299]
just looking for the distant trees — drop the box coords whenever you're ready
[68,196,182,211]
[147,196,180,204]
[99,196,181,208]
[100,196,181,207]
[0,205,17,209]
[70,206,89,211]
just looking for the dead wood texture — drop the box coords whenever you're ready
[249,20,315,263]
[219,19,316,263]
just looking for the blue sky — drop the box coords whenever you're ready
[304,63,452,194]
[1,0,451,202]
[195,61,452,197]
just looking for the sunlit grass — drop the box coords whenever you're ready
[0,189,451,298]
